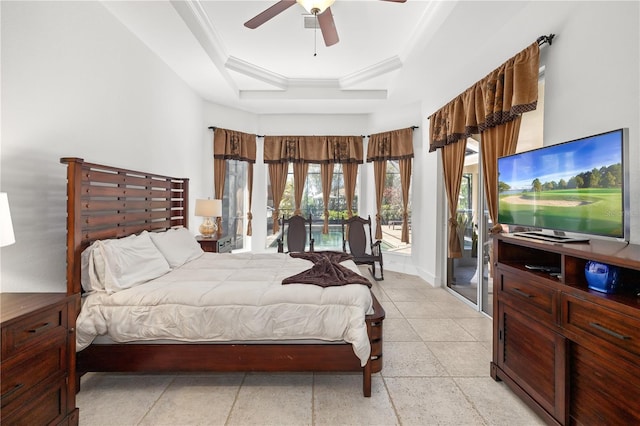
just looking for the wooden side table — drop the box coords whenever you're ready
[196,235,232,253]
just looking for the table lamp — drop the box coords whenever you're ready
[1,192,15,247]
[195,198,222,238]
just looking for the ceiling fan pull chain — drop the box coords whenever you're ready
[314,13,318,56]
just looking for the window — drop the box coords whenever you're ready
[222,160,247,250]
[266,163,358,250]
[380,159,412,253]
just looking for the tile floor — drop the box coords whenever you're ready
[77,268,545,425]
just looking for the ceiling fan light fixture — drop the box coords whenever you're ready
[297,0,336,15]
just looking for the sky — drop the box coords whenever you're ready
[498,129,624,190]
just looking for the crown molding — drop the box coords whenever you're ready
[170,0,238,94]
[339,56,403,88]
[225,56,289,89]
[239,88,387,100]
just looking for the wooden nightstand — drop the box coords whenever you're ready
[196,235,232,253]
[1,293,79,425]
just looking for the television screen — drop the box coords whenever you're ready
[497,128,628,241]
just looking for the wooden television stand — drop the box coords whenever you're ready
[491,233,640,425]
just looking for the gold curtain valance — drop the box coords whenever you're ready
[366,127,415,162]
[214,128,257,163]
[429,41,540,152]
[263,135,363,164]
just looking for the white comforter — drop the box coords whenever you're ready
[76,252,374,366]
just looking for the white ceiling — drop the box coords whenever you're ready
[102,0,546,117]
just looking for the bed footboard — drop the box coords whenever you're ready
[77,293,384,397]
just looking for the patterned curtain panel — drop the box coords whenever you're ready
[442,140,468,258]
[214,128,257,162]
[263,136,363,164]
[293,162,309,216]
[481,117,521,233]
[213,128,257,236]
[366,127,415,162]
[373,160,387,240]
[342,163,358,220]
[366,127,415,240]
[321,163,335,233]
[213,157,226,237]
[429,41,540,151]
[268,162,289,235]
[264,135,363,233]
[399,158,412,244]
[246,163,254,236]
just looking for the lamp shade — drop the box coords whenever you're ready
[0,192,16,247]
[194,199,222,218]
[297,0,335,14]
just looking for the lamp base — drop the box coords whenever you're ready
[199,217,217,238]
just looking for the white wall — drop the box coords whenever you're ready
[0,2,205,292]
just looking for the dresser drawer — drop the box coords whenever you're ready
[1,373,68,426]
[217,235,232,253]
[197,235,232,253]
[498,270,557,325]
[1,335,67,409]
[562,293,640,358]
[1,302,67,359]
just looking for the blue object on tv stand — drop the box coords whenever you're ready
[584,261,620,294]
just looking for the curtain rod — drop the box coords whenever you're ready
[210,125,419,139]
[208,127,264,138]
[537,34,555,47]
[365,126,419,138]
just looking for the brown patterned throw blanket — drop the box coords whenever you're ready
[282,251,372,288]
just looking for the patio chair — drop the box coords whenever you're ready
[277,214,314,253]
[341,215,384,281]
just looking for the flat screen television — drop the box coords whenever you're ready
[497,128,629,243]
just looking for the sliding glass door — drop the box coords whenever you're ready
[446,138,490,312]
[445,80,544,316]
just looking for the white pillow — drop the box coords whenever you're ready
[99,231,171,294]
[80,242,106,293]
[149,227,204,268]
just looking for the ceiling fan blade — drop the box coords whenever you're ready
[244,0,297,29]
[317,7,339,47]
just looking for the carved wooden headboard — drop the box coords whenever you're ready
[61,158,189,296]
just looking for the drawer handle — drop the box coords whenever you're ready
[1,383,24,400]
[589,322,631,340]
[28,322,51,334]
[512,288,533,298]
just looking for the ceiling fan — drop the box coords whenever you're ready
[244,0,407,47]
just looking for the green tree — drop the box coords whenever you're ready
[590,168,601,188]
[280,180,295,214]
[603,171,617,188]
[498,181,511,193]
[532,178,542,192]
[608,163,622,185]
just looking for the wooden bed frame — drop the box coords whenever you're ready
[61,157,385,397]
